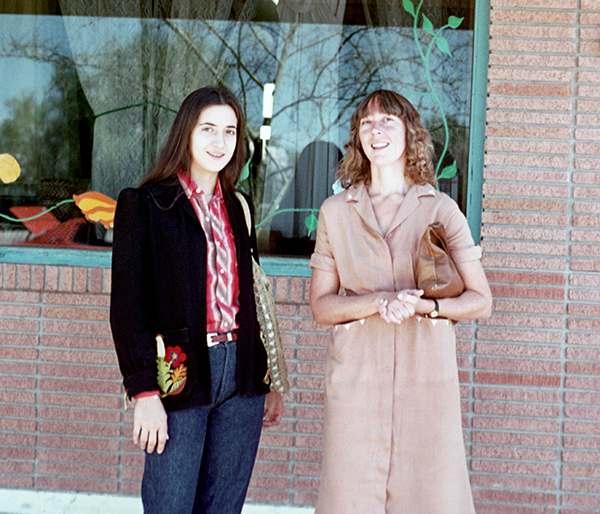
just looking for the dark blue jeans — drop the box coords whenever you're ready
[141,341,265,514]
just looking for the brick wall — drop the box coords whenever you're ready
[1,2,600,512]
[478,0,600,512]
[0,265,328,504]
[0,265,476,507]
[0,265,121,494]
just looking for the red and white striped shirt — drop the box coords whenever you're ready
[178,172,240,334]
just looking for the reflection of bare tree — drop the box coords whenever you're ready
[0,9,472,244]
[151,20,383,236]
[0,41,94,184]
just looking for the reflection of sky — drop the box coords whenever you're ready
[0,15,67,122]
[0,14,141,124]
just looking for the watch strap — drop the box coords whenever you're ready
[425,298,439,318]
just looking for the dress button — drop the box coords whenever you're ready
[219,269,225,274]
[205,216,210,222]
[195,188,201,194]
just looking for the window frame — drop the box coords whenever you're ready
[0,0,491,276]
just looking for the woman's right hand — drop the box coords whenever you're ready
[378,291,417,324]
[133,395,169,454]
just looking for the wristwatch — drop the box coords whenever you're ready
[426,299,439,318]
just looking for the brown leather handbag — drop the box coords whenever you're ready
[416,222,465,299]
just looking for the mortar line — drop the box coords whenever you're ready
[557,0,581,510]
[33,265,46,489]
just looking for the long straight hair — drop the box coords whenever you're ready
[140,87,246,196]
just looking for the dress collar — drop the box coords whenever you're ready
[343,182,436,202]
[343,182,437,236]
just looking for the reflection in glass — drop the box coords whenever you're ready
[0,0,474,255]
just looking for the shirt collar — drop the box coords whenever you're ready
[178,171,223,202]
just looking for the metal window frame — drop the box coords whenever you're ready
[466,0,491,245]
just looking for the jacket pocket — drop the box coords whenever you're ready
[156,327,197,402]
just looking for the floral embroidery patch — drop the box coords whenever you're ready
[156,335,188,398]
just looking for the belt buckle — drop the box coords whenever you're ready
[207,330,236,347]
[206,332,219,347]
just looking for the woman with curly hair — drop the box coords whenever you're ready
[309,90,492,513]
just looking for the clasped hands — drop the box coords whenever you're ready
[378,289,429,324]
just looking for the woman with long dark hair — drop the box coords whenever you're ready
[309,90,492,513]
[110,87,283,514]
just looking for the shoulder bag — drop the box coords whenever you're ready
[235,191,290,394]
[416,222,465,299]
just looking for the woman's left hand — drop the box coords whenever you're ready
[263,391,284,428]
[398,261,493,321]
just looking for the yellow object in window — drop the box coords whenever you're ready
[0,154,21,184]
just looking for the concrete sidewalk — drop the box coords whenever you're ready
[0,489,314,514]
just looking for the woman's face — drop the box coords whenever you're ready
[358,108,407,170]
[189,104,238,179]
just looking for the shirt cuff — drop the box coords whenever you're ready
[134,390,160,400]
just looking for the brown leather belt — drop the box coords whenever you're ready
[206,329,238,347]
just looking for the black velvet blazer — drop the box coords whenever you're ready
[109,180,270,411]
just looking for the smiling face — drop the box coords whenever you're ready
[358,107,407,171]
[189,104,238,180]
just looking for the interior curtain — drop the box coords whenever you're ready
[277,0,346,24]
[57,0,238,199]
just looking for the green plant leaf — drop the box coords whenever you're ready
[436,36,452,57]
[402,0,415,16]
[438,161,457,180]
[422,14,434,35]
[305,213,318,237]
[447,16,464,29]
[238,159,250,183]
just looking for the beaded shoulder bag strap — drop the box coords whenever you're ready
[235,191,290,394]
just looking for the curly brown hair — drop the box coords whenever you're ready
[336,90,436,189]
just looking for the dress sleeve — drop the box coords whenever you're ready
[443,200,482,263]
[109,188,159,398]
[309,208,338,275]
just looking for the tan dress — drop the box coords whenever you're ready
[309,183,481,514]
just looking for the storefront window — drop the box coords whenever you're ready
[0,0,476,256]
